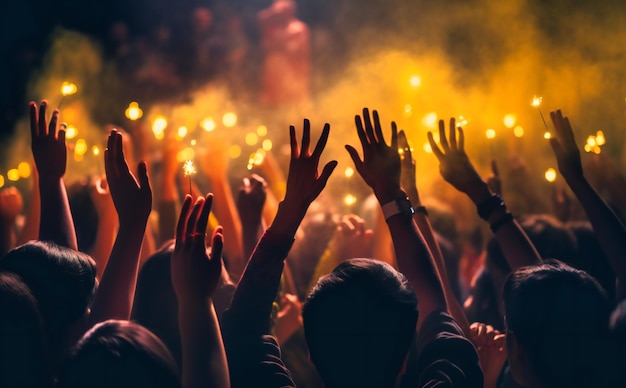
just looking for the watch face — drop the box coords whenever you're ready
[397,198,415,218]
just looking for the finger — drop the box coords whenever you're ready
[438,120,450,152]
[210,226,224,264]
[29,102,38,139]
[362,107,376,143]
[345,145,364,174]
[176,195,193,247]
[113,130,127,174]
[301,119,311,157]
[549,138,563,158]
[390,121,398,151]
[312,123,330,160]
[315,160,338,193]
[38,101,48,137]
[458,127,465,150]
[550,110,567,143]
[49,109,59,139]
[373,110,384,144]
[449,118,458,151]
[491,160,499,177]
[562,117,577,145]
[354,114,369,148]
[58,127,66,145]
[137,161,150,190]
[186,198,204,242]
[289,125,299,159]
[196,193,213,235]
[427,132,444,160]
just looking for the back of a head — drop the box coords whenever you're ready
[57,320,181,388]
[503,260,612,387]
[0,272,48,387]
[0,241,97,347]
[303,258,418,387]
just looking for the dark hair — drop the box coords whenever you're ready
[57,320,180,388]
[0,241,97,344]
[0,272,49,387]
[503,260,612,387]
[302,258,418,387]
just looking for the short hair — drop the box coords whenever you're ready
[57,320,180,388]
[0,272,48,387]
[503,260,612,387]
[302,258,418,387]
[0,241,97,342]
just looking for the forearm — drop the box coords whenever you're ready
[89,223,146,325]
[179,301,230,388]
[89,216,117,280]
[39,178,78,250]
[241,215,264,268]
[567,176,626,298]
[466,182,541,269]
[210,177,244,278]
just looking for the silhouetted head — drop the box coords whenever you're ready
[303,258,418,387]
[58,320,180,388]
[503,260,612,387]
[0,241,97,353]
[0,272,48,387]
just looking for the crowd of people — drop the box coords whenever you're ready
[0,93,625,388]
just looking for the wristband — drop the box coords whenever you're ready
[381,197,415,221]
[477,194,505,220]
[489,212,514,233]
[415,206,428,216]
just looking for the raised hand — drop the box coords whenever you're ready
[284,119,337,212]
[469,322,507,388]
[105,129,152,224]
[29,100,65,180]
[236,174,267,226]
[399,130,419,202]
[428,118,487,201]
[549,110,584,182]
[345,108,400,201]
[335,215,374,261]
[172,194,224,302]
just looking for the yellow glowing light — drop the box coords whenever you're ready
[485,129,496,139]
[17,162,31,178]
[422,112,438,128]
[423,142,433,153]
[403,104,413,118]
[262,139,273,151]
[245,133,259,146]
[345,167,355,178]
[586,136,596,147]
[409,75,421,87]
[176,126,188,141]
[344,194,357,206]
[190,139,197,146]
[61,82,77,96]
[0,175,4,188]
[503,114,517,129]
[593,146,602,155]
[92,146,100,156]
[7,169,19,182]
[247,150,266,169]
[176,147,195,163]
[513,126,525,138]
[544,132,551,140]
[545,168,557,183]
[125,102,143,121]
[584,144,592,153]
[65,125,78,139]
[222,112,237,128]
[153,116,167,133]
[456,116,468,127]
[531,96,543,107]
[257,125,268,136]
[595,130,606,145]
[229,145,242,159]
[75,139,88,156]
[201,118,216,132]
[183,160,197,177]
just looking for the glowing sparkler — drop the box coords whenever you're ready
[59,82,77,109]
[531,96,550,136]
[183,160,196,195]
[544,168,557,183]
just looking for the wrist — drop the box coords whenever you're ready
[374,185,404,205]
[466,182,492,205]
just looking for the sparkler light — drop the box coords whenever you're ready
[183,160,197,195]
[531,95,550,133]
[61,82,77,96]
[545,168,557,183]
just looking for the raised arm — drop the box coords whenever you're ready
[29,100,77,249]
[236,174,267,264]
[399,130,470,334]
[89,129,152,324]
[345,108,447,321]
[88,177,117,280]
[428,118,541,269]
[172,194,229,388]
[550,109,626,299]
